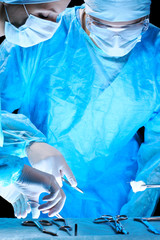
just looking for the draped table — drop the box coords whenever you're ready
[0,217,160,239]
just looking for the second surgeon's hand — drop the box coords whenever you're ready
[26,142,77,188]
[15,164,66,217]
[0,184,31,218]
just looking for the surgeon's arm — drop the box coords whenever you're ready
[120,110,160,217]
[1,110,46,158]
[0,110,46,186]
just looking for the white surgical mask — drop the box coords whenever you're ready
[4,5,60,48]
[86,14,149,57]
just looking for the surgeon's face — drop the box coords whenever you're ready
[4,0,71,27]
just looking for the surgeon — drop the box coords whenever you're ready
[1,0,160,218]
[0,0,71,47]
[0,0,78,219]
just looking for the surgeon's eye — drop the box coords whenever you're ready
[38,13,49,19]
[92,20,111,29]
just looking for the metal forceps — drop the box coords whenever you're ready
[39,218,72,236]
[93,215,129,234]
[22,220,58,236]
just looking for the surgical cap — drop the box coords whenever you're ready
[2,0,59,4]
[84,0,151,22]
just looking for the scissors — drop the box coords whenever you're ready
[22,220,58,236]
[39,218,72,236]
[93,215,129,234]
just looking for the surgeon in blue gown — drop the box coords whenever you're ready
[1,0,160,218]
[0,0,76,219]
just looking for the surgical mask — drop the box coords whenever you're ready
[86,14,149,57]
[4,5,60,48]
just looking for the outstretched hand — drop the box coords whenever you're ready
[15,164,66,217]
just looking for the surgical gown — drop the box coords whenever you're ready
[1,6,160,217]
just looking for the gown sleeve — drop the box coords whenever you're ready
[120,109,160,217]
[0,111,47,187]
[0,42,46,186]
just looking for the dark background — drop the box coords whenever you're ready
[0,0,160,217]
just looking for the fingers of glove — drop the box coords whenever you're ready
[28,200,40,219]
[56,176,63,187]
[42,177,61,201]
[19,194,27,218]
[13,196,27,219]
[38,190,63,212]
[21,194,31,218]
[62,164,77,187]
[21,194,31,214]
[26,202,31,214]
[42,190,66,216]
[39,189,65,212]
[31,207,40,219]
[13,201,18,218]
[13,199,21,219]
[48,191,66,217]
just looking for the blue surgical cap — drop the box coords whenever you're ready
[2,0,59,4]
[84,0,151,22]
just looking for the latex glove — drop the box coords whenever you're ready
[0,183,31,218]
[26,142,77,188]
[15,164,66,217]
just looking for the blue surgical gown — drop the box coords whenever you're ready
[1,6,160,217]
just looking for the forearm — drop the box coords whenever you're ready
[0,154,24,187]
[120,150,160,217]
[1,111,46,158]
[121,110,160,217]
[0,111,48,186]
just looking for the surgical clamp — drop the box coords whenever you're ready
[93,215,129,234]
[22,220,58,236]
[39,218,72,236]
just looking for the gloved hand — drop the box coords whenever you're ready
[15,164,66,217]
[26,142,77,188]
[0,183,31,219]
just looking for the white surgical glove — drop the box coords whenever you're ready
[26,142,77,188]
[15,164,66,217]
[0,184,31,218]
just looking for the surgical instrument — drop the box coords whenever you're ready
[143,184,160,188]
[134,217,160,235]
[141,217,160,221]
[75,223,78,236]
[39,218,72,236]
[62,177,84,194]
[93,215,129,234]
[22,220,58,236]
[131,180,160,193]
[56,213,63,218]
